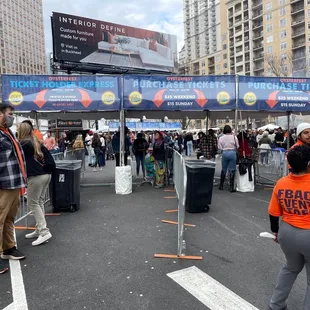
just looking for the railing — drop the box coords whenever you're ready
[51,152,64,161]
[252,148,287,185]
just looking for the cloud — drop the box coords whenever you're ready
[43,0,184,53]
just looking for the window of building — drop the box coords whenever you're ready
[308,9,310,18]
[308,0,310,4]
[267,35,273,43]
[202,69,206,75]
[267,24,273,32]
[224,63,228,68]
[216,55,221,62]
[266,13,272,21]
[280,19,286,27]
[223,44,227,49]
[280,42,287,50]
[223,53,227,60]
[216,65,221,71]
[266,2,272,10]
[267,46,273,53]
[280,7,285,16]
[281,53,287,60]
[201,60,206,67]
[280,30,287,39]
[279,0,285,4]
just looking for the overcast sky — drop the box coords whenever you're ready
[43,0,184,53]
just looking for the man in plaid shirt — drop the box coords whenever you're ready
[199,130,218,160]
[0,104,27,274]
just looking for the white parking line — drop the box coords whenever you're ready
[3,303,14,310]
[167,266,259,310]
[9,259,28,310]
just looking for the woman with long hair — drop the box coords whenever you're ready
[152,131,166,188]
[17,123,53,246]
[268,145,310,310]
[218,125,239,192]
[91,132,102,172]
[72,134,84,149]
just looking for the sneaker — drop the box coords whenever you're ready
[100,168,103,171]
[25,231,39,239]
[1,247,25,260]
[93,168,97,172]
[32,233,52,246]
[0,260,8,274]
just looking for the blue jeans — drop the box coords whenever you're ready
[135,154,145,177]
[187,141,194,156]
[222,150,237,174]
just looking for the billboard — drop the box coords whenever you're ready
[1,75,121,111]
[123,75,236,111]
[239,76,310,112]
[52,12,178,73]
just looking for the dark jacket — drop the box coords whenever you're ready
[0,129,26,189]
[112,132,130,153]
[20,140,48,178]
[133,138,148,156]
[153,140,165,161]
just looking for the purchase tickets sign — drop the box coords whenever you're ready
[239,76,310,112]
[123,75,236,111]
[1,75,121,111]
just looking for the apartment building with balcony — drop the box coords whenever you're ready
[0,0,46,101]
[183,0,228,75]
[183,0,310,77]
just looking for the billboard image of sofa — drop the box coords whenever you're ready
[52,12,178,73]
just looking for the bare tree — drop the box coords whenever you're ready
[177,118,191,130]
[265,53,293,77]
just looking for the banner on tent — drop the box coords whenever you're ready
[108,121,182,130]
[1,75,121,111]
[123,75,236,111]
[239,76,310,112]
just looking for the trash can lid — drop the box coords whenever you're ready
[55,160,82,170]
[185,159,216,167]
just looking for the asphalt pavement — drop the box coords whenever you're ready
[0,160,306,310]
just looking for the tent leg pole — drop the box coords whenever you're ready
[120,109,125,166]
[206,111,209,134]
[287,112,291,151]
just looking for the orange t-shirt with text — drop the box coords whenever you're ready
[268,173,310,229]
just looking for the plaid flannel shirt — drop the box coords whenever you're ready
[0,129,26,189]
[199,135,218,160]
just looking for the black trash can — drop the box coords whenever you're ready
[185,160,216,213]
[52,160,82,213]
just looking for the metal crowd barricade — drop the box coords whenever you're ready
[254,148,287,185]
[51,152,65,161]
[172,150,187,257]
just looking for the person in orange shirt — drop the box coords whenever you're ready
[287,123,310,171]
[268,145,310,310]
[44,131,56,151]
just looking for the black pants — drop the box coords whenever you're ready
[115,153,128,167]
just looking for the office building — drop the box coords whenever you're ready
[183,0,310,77]
[0,0,46,76]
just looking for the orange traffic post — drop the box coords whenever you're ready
[164,210,178,213]
[164,189,176,192]
[154,254,203,260]
[162,220,196,227]
[15,226,36,230]
[164,196,177,199]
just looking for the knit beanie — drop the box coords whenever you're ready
[297,123,310,137]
